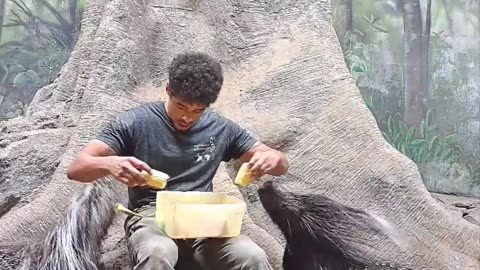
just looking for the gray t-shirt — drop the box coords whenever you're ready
[96,101,257,209]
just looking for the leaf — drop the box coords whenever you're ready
[5,112,16,119]
[362,48,371,61]
[420,119,428,138]
[401,143,407,155]
[353,28,365,38]
[364,97,377,114]
[443,134,458,145]
[433,146,442,159]
[428,136,439,152]
[412,139,427,146]
[405,127,416,143]
[419,148,428,162]
[363,15,371,23]
[382,131,392,143]
[410,127,417,138]
[425,109,432,127]
[13,70,40,89]
[351,63,367,73]
[399,120,408,137]
[9,64,26,73]
[343,50,353,58]
[387,116,394,135]
[0,60,8,73]
[416,148,425,163]
[444,152,457,165]
[393,134,402,148]
[346,54,362,63]
[440,147,452,158]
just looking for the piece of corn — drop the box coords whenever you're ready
[234,163,252,187]
[141,169,170,189]
[115,203,155,218]
[115,203,143,217]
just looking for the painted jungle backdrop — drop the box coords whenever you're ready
[0,0,85,118]
[332,0,479,197]
[0,0,479,197]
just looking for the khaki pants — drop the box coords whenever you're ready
[125,204,274,270]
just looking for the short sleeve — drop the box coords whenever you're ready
[222,120,258,162]
[96,111,135,156]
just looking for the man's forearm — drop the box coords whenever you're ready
[67,155,113,183]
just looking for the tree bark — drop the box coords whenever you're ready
[0,0,6,44]
[441,0,454,35]
[424,0,432,100]
[345,0,353,49]
[345,0,352,32]
[68,0,77,30]
[400,0,427,129]
[0,0,478,269]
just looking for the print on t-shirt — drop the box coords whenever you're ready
[193,136,216,162]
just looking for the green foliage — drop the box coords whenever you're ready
[469,162,480,183]
[332,0,480,196]
[5,101,28,119]
[34,37,70,83]
[342,33,370,83]
[465,151,480,182]
[0,0,84,119]
[380,110,464,166]
[13,69,40,89]
[0,36,68,88]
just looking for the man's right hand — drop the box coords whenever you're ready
[67,139,154,186]
[107,156,153,187]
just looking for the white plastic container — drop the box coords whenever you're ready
[155,191,247,239]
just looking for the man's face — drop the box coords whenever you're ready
[165,90,207,132]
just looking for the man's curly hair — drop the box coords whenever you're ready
[167,52,224,106]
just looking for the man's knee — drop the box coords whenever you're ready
[147,244,176,258]
[144,245,176,262]
[131,241,178,270]
[229,236,271,267]
[128,226,179,269]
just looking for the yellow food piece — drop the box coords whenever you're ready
[115,203,143,217]
[234,163,252,187]
[141,169,170,189]
[115,203,155,218]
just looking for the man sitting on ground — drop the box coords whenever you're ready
[67,52,289,270]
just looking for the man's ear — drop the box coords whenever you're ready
[165,84,172,97]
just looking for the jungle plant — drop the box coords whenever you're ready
[0,0,84,120]
[334,0,480,196]
[464,149,480,183]
[380,110,464,166]
[5,100,27,119]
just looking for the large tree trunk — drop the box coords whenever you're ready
[344,0,353,50]
[441,0,454,35]
[424,0,432,102]
[400,0,428,128]
[0,0,5,44]
[0,0,478,269]
[345,0,352,34]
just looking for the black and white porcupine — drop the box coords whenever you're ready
[0,180,119,270]
[258,180,415,270]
